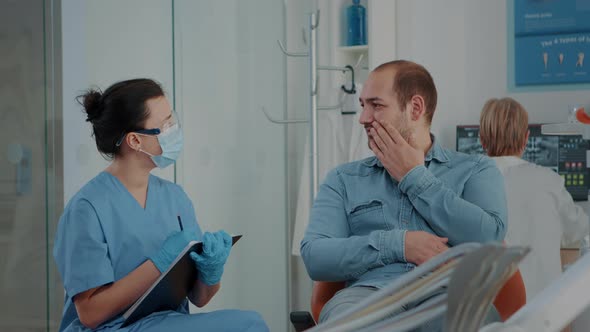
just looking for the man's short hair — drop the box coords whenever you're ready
[479,97,529,157]
[374,60,438,124]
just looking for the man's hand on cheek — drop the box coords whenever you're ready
[369,121,424,181]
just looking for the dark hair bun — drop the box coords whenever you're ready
[80,89,104,122]
[78,78,164,159]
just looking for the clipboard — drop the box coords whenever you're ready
[121,235,242,327]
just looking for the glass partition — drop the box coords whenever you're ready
[0,0,63,331]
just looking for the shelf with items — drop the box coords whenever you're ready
[340,0,368,48]
[335,0,396,70]
[334,0,369,52]
[323,0,370,90]
[316,0,396,94]
[337,44,369,53]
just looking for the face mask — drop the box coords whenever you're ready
[139,124,183,168]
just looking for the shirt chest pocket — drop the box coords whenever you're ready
[348,200,391,235]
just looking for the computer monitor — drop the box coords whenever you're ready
[456,124,589,201]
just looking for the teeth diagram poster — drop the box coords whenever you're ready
[515,0,590,85]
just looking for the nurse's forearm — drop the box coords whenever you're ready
[73,260,160,329]
[188,279,220,307]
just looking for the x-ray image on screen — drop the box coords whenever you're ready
[456,124,589,201]
[456,136,484,155]
[523,136,559,170]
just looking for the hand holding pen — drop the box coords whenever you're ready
[148,215,198,273]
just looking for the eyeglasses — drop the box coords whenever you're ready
[159,109,180,133]
[115,110,180,147]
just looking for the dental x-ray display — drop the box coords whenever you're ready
[457,124,589,200]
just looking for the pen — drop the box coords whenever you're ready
[177,215,183,231]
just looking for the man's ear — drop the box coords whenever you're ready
[409,95,426,121]
[126,133,142,151]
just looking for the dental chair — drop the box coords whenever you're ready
[291,247,526,331]
[308,269,525,323]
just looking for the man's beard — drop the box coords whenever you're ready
[397,115,413,143]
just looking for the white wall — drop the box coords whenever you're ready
[396,0,590,150]
[173,1,289,330]
[62,0,174,203]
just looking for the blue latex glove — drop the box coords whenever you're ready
[150,230,199,273]
[190,231,232,285]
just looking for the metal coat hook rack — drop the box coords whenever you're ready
[263,10,359,201]
[277,40,308,57]
[261,107,307,124]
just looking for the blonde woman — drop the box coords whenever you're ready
[479,97,589,301]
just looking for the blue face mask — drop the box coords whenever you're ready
[140,124,183,168]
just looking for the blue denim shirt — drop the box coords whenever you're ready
[300,136,507,289]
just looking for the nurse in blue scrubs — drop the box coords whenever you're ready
[53,78,268,332]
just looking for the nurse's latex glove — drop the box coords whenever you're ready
[150,230,199,273]
[190,230,232,285]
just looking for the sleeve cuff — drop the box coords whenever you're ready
[377,229,407,264]
[398,165,438,198]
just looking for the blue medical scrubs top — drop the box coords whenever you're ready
[53,172,202,331]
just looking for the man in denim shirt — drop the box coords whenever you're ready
[300,60,507,329]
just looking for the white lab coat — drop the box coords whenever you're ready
[291,87,372,255]
[493,156,590,301]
